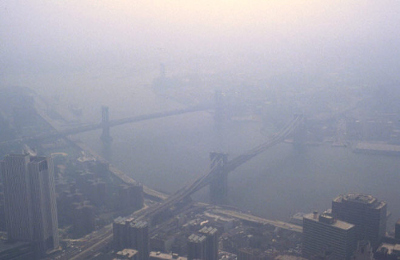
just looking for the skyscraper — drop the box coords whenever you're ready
[332,193,387,249]
[395,218,400,240]
[198,226,219,260]
[113,217,149,260]
[303,211,356,260]
[1,154,59,257]
[187,234,207,260]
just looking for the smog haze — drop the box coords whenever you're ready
[2,0,400,226]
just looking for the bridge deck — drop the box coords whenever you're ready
[139,115,303,220]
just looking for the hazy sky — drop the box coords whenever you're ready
[1,1,400,82]
[2,1,400,223]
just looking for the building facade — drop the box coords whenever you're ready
[187,234,207,260]
[1,154,59,257]
[198,226,218,260]
[395,219,400,240]
[113,217,149,260]
[332,193,387,249]
[303,211,356,260]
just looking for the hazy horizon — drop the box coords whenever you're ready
[1,1,400,95]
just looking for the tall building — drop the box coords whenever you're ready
[118,184,144,211]
[1,154,59,257]
[113,217,149,260]
[198,226,218,260]
[237,248,268,260]
[72,202,95,237]
[332,193,387,248]
[134,221,150,260]
[187,234,207,260]
[353,240,375,260]
[303,211,356,260]
[395,218,400,240]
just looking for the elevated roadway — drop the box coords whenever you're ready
[208,208,302,233]
[138,115,304,221]
[59,115,303,259]
[0,104,209,146]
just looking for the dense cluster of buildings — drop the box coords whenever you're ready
[55,157,144,238]
[2,151,400,260]
[112,212,220,260]
[110,201,306,260]
[0,152,146,259]
[346,115,400,144]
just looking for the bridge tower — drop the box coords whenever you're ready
[209,152,228,204]
[100,106,113,144]
[292,114,307,147]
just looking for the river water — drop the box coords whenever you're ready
[73,82,400,229]
[4,68,400,229]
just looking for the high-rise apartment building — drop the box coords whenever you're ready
[118,183,144,211]
[187,234,207,260]
[303,211,356,260]
[1,154,59,257]
[332,193,387,248]
[113,217,149,260]
[395,218,400,240]
[134,221,150,260]
[198,226,218,260]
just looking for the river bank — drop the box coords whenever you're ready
[33,94,168,201]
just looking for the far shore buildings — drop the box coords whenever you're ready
[1,154,59,258]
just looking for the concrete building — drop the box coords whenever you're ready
[237,247,269,260]
[113,217,149,260]
[375,243,400,259]
[118,184,144,211]
[114,218,130,251]
[149,251,187,260]
[187,234,207,260]
[395,219,400,240]
[1,154,59,257]
[198,226,218,260]
[303,211,356,260]
[353,240,375,260]
[332,193,387,248]
[72,202,95,237]
[88,180,107,206]
[115,249,139,260]
[134,221,150,260]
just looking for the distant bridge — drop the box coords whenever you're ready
[0,104,210,146]
[138,114,305,223]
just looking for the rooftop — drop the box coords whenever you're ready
[343,194,376,204]
[133,221,148,229]
[377,243,400,255]
[304,212,354,230]
[333,193,387,209]
[188,234,207,243]
[30,156,47,162]
[149,251,187,260]
[116,249,138,258]
[199,226,218,235]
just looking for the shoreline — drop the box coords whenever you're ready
[33,94,168,201]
